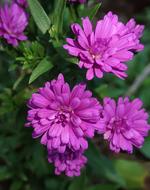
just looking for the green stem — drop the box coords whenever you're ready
[69,5,77,22]
[13,72,25,90]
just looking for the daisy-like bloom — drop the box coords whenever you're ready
[26,74,101,153]
[15,0,28,8]
[48,148,87,177]
[69,0,86,3]
[64,12,144,80]
[99,97,150,153]
[0,3,28,46]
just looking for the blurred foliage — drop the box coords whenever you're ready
[0,0,150,189]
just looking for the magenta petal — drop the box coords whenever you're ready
[61,125,69,144]
[86,68,94,80]
[40,132,48,145]
[71,115,82,126]
[94,67,103,78]
[82,17,92,37]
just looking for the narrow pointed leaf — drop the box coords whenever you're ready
[29,58,53,84]
[28,0,50,34]
[79,3,101,20]
[89,3,101,20]
[53,0,67,34]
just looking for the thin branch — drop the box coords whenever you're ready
[126,64,150,96]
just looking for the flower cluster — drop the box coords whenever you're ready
[26,74,150,176]
[24,0,150,178]
[26,74,102,176]
[64,12,144,80]
[0,2,28,46]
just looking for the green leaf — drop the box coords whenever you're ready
[79,2,101,20]
[13,72,25,90]
[51,0,67,36]
[28,0,50,34]
[89,3,101,20]
[29,58,53,84]
[86,142,126,188]
[69,172,86,190]
[140,136,150,158]
[115,159,148,189]
[87,184,118,190]
[65,57,78,64]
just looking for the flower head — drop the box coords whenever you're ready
[26,74,101,153]
[64,12,144,80]
[99,97,150,153]
[0,3,28,46]
[48,148,87,177]
[15,0,28,8]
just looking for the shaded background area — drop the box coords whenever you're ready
[0,0,150,190]
[102,0,150,17]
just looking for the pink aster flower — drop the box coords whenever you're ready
[0,3,28,46]
[15,0,28,8]
[64,12,144,80]
[98,97,150,153]
[26,74,101,153]
[48,148,87,177]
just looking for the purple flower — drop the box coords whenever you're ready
[15,0,28,8]
[69,0,86,3]
[64,12,144,80]
[0,3,28,46]
[26,74,101,153]
[48,148,87,177]
[98,97,150,153]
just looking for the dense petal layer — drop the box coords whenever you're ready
[26,74,102,153]
[98,97,150,153]
[0,3,28,46]
[64,12,144,80]
[48,148,87,177]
